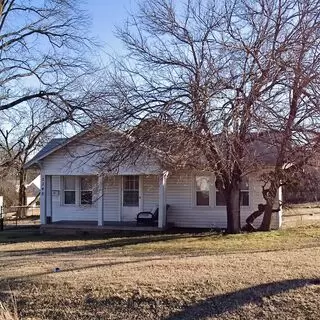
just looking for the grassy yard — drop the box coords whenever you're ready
[0,226,319,319]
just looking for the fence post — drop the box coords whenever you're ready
[0,205,3,231]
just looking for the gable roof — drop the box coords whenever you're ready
[24,121,281,172]
[24,125,107,169]
[24,138,68,168]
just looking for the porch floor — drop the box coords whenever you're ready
[41,220,167,233]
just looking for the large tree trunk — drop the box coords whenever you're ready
[259,180,279,231]
[225,183,241,233]
[17,168,27,218]
[219,165,242,234]
[259,201,274,231]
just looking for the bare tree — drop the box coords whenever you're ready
[89,0,320,233]
[250,0,320,230]
[0,102,75,217]
[0,0,105,215]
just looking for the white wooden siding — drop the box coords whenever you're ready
[164,171,280,229]
[143,175,159,212]
[103,176,120,221]
[50,175,98,222]
[166,172,223,228]
[41,139,160,176]
[42,145,100,176]
[47,171,280,229]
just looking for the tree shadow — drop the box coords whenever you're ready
[0,226,220,244]
[165,278,320,320]
[0,277,319,320]
[0,229,217,257]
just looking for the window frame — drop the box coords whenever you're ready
[215,176,250,207]
[80,176,93,205]
[240,177,250,207]
[63,176,76,205]
[194,175,211,207]
[215,188,226,207]
[123,175,139,207]
[61,176,96,207]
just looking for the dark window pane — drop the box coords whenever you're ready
[240,191,249,206]
[64,191,75,204]
[123,190,139,206]
[216,190,249,206]
[81,191,92,205]
[216,191,226,206]
[81,177,92,190]
[196,191,209,206]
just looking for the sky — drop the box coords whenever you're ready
[82,0,138,55]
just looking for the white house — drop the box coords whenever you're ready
[24,129,282,230]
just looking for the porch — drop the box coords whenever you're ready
[41,172,169,229]
[40,220,169,234]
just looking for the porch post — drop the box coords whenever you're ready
[45,176,52,223]
[277,185,283,228]
[139,175,144,212]
[97,175,104,226]
[158,171,168,228]
[40,173,46,225]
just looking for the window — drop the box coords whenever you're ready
[80,176,93,205]
[215,189,226,206]
[196,176,210,206]
[62,176,96,206]
[215,177,249,206]
[240,177,249,206]
[215,177,225,206]
[123,175,139,206]
[64,176,76,205]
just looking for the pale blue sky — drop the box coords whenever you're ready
[82,0,138,55]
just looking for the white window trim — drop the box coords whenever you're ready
[61,176,77,206]
[122,175,140,207]
[240,178,250,207]
[80,176,94,206]
[193,174,213,208]
[61,176,96,207]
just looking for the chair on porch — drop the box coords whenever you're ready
[136,205,170,226]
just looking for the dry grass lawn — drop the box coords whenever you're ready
[0,226,319,319]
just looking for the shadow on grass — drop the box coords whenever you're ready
[0,277,319,320]
[0,226,215,242]
[0,228,219,257]
[2,227,320,259]
[166,278,320,320]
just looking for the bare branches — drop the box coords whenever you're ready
[0,0,97,116]
[87,0,320,232]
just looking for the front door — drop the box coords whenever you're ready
[122,175,140,221]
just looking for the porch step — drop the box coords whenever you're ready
[40,221,168,235]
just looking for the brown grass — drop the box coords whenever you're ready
[0,226,319,319]
[0,300,18,320]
